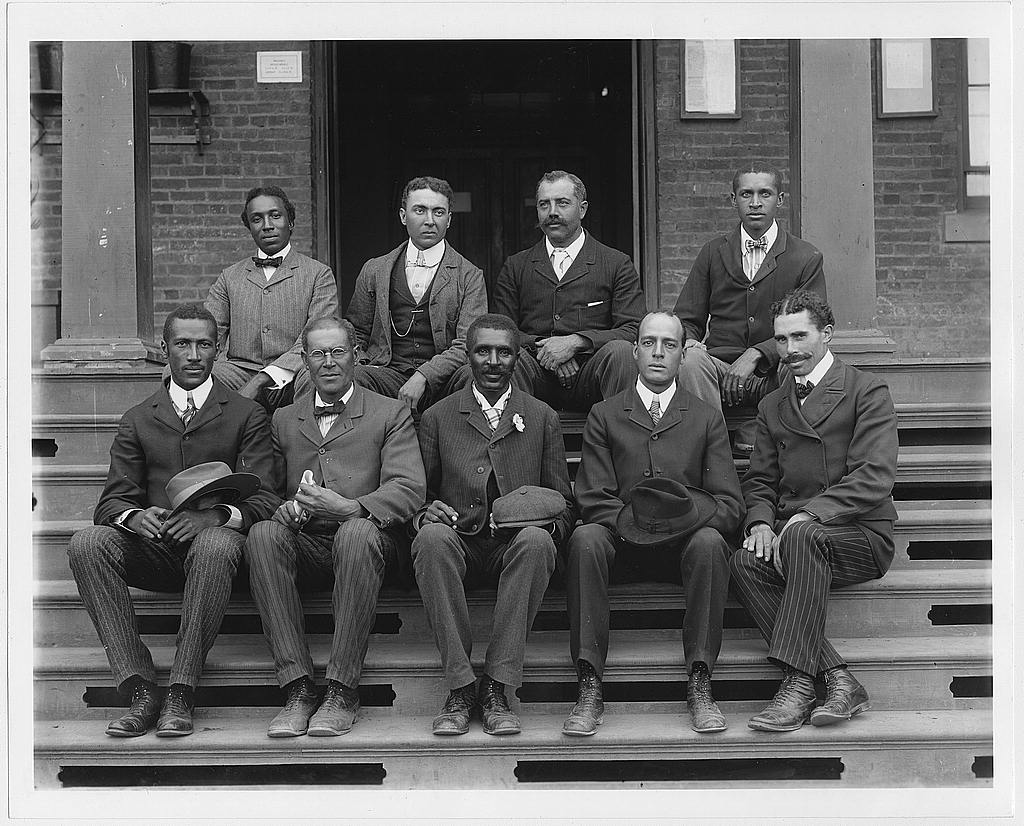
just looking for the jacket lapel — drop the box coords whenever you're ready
[625,387,655,432]
[430,244,455,304]
[151,386,185,433]
[264,249,298,288]
[377,243,406,337]
[799,358,847,428]
[297,398,325,448]
[459,383,501,441]
[185,380,227,433]
[778,375,818,437]
[652,382,688,434]
[722,227,748,286]
[319,383,362,447]
[490,386,526,444]
[751,227,787,285]
[555,233,595,288]
[529,239,560,286]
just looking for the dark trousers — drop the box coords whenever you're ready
[565,523,731,679]
[729,519,881,676]
[244,518,399,688]
[67,524,244,689]
[353,364,442,410]
[411,524,556,690]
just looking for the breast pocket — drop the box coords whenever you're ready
[578,299,609,329]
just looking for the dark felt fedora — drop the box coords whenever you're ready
[616,477,717,546]
[165,461,261,516]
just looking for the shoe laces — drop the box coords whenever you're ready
[284,679,317,709]
[481,681,511,713]
[441,686,475,714]
[320,682,357,712]
[128,681,157,710]
[163,685,193,714]
[771,672,814,707]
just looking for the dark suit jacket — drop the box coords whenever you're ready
[93,379,280,529]
[490,233,645,353]
[416,384,576,541]
[674,227,825,368]
[206,248,340,375]
[345,242,487,393]
[575,382,743,538]
[271,383,425,531]
[742,357,899,574]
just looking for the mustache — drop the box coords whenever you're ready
[782,354,810,365]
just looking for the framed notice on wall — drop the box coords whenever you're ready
[680,40,740,119]
[876,39,937,117]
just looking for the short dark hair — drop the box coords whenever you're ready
[301,316,358,352]
[637,309,684,343]
[536,170,587,203]
[771,290,835,330]
[731,164,784,194]
[240,185,296,228]
[162,303,217,344]
[466,313,521,354]
[401,176,455,210]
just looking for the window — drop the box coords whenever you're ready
[963,38,990,208]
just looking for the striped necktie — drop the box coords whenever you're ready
[483,406,501,431]
[649,397,662,426]
[180,392,197,428]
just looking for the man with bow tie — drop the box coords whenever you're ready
[204,185,340,410]
[244,316,425,738]
[730,290,898,732]
[67,303,279,738]
[673,166,826,444]
[346,176,486,411]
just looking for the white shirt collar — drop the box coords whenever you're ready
[406,239,446,268]
[315,383,355,408]
[634,376,677,410]
[472,382,512,415]
[168,375,213,411]
[257,243,291,262]
[799,349,835,387]
[545,228,587,261]
[740,221,778,254]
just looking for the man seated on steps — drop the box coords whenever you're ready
[411,313,576,736]
[244,316,425,738]
[563,310,743,736]
[67,303,279,738]
[730,290,898,732]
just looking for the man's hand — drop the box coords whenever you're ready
[239,371,273,401]
[159,508,228,545]
[294,482,365,522]
[554,358,580,388]
[721,347,763,407]
[273,500,308,531]
[397,372,428,410]
[535,334,586,371]
[125,506,169,540]
[742,522,779,564]
[420,499,459,528]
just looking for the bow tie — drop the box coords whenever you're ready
[745,237,768,252]
[795,380,815,400]
[254,256,283,268]
[314,400,346,417]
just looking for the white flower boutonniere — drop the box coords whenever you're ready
[512,413,526,432]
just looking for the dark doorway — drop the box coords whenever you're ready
[329,40,635,308]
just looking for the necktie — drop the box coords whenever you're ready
[648,397,662,426]
[314,400,346,417]
[253,255,283,268]
[745,237,768,252]
[795,380,815,400]
[551,248,570,279]
[409,249,430,303]
[180,392,196,428]
[483,406,501,431]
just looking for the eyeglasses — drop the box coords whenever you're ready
[304,347,349,362]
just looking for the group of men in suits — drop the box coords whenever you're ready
[67,163,899,743]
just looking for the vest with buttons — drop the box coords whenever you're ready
[388,252,437,373]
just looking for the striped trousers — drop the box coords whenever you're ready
[244,518,399,689]
[729,519,881,676]
[67,525,244,690]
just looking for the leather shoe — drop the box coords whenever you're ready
[479,676,520,735]
[432,683,476,736]
[155,683,195,737]
[748,668,817,732]
[562,659,604,737]
[687,662,727,733]
[308,680,360,736]
[810,666,870,727]
[268,676,319,738]
[106,677,161,737]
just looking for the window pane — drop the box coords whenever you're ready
[968,87,990,167]
[967,39,989,86]
[966,172,990,198]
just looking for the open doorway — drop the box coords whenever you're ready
[327,40,635,307]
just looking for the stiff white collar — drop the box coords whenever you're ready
[315,383,355,408]
[257,243,292,262]
[634,377,677,410]
[799,349,835,387]
[406,239,446,268]
[740,221,778,254]
[545,228,586,260]
[168,375,213,411]
[472,383,512,416]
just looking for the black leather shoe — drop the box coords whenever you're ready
[432,683,477,736]
[748,668,817,732]
[562,659,604,737]
[155,683,195,737]
[308,680,360,736]
[268,676,319,738]
[106,677,161,738]
[810,666,870,726]
[687,662,727,733]
[479,676,520,735]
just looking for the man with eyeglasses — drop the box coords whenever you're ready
[244,316,426,738]
[346,176,486,411]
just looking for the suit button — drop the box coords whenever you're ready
[779,441,786,449]
[477,467,485,473]
[264,327,271,333]
[643,470,651,477]
[264,288,270,295]
[749,285,755,292]
[652,434,659,440]
[819,485,826,492]
[748,316,755,322]
[319,448,326,455]
[554,314,561,320]
[183,435,189,441]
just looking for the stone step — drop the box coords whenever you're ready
[34,633,991,718]
[34,567,993,647]
[33,708,993,789]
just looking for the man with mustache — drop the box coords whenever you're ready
[673,166,825,449]
[205,185,340,410]
[470,170,644,411]
[730,290,898,732]
[346,176,486,411]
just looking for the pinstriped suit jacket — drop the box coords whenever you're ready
[416,384,576,541]
[206,249,340,375]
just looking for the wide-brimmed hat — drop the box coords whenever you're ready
[616,477,718,546]
[165,462,261,516]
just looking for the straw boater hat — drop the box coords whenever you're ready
[165,462,261,516]
[615,477,718,546]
